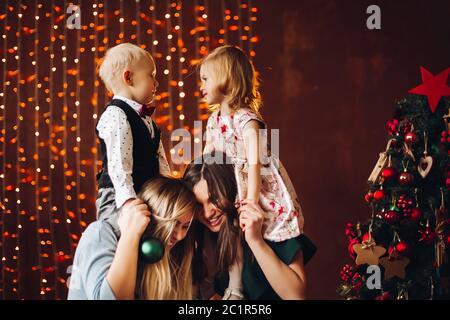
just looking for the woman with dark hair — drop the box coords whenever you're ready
[184,152,317,300]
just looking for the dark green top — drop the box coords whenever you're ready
[215,234,317,300]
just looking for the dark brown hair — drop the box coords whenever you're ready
[183,152,243,280]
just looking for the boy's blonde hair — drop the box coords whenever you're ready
[138,176,200,300]
[98,43,154,92]
[199,45,262,116]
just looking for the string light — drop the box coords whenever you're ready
[16,0,22,298]
[33,0,45,299]
[48,0,60,299]
[1,0,9,300]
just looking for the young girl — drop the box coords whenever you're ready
[199,46,306,298]
[68,176,199,300]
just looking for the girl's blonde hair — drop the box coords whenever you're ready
[199,45,262,117]
[137,176,199,300]
[98,42,154,92]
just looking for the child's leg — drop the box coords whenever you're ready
[95,187,121,235]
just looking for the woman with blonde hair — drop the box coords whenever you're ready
[68,176,199,300]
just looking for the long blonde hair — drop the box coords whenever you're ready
[138,176,199,300]
[199,45,262,117]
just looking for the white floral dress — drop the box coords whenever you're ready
[206,108,304,242]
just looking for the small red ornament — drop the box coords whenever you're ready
[373,189,385,201]
[446,177,450,189]
[395,241,409,254]
[410,207,423,221]
[398,172,414,186]
[364,192,374,203]
[384,210,400,224]
[362,233,371,242]
[386,119,399,136]
[404,132,417,144]
[381,167,397,181]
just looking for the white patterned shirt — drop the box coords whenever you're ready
[96,95,171,208]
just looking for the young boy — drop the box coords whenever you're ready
[96,43,170,229]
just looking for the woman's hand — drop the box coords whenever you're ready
[238,199,265,245]
[118,199,151,239]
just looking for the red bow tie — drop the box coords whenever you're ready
[139,104,156,118]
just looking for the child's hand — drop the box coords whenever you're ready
[118,199,151,239]
[122,197,137,208]
[238,199,265,245]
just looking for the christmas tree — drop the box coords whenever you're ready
[338,67,450,300]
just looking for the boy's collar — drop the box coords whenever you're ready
[113,94,142,113]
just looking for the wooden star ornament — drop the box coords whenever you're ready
[353,238,386,266]
[380,256,410,280]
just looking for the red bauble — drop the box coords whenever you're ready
[364,192,374,203]
[384,210,400,224]
[395,241,409,254]
[373,189,385,201]
[446,177,450,189]
[381,167,397,181]
[362,233,371,242]
[386,119,399,136]
[404,132,417,144]
[410,207,423,221]
[398,172,414,186]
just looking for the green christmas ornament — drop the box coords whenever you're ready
[139,236,164,264]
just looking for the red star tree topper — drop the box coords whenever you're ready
[408,66,450,113]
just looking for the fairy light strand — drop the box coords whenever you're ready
[33,0,45,298]
[75,2,82,233]
[62,0,77,272]
[151,0,156,58]
[221,0,228,44]
[119,0,124,42]
[136,0,141,45]
[0,0,9,300]
[204,0,210,52]
[49,0,61,298]
[16,0,22,298]
[176,0,185,129]
[237,0,243,48]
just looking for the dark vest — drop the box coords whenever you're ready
[96,99,161,194]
